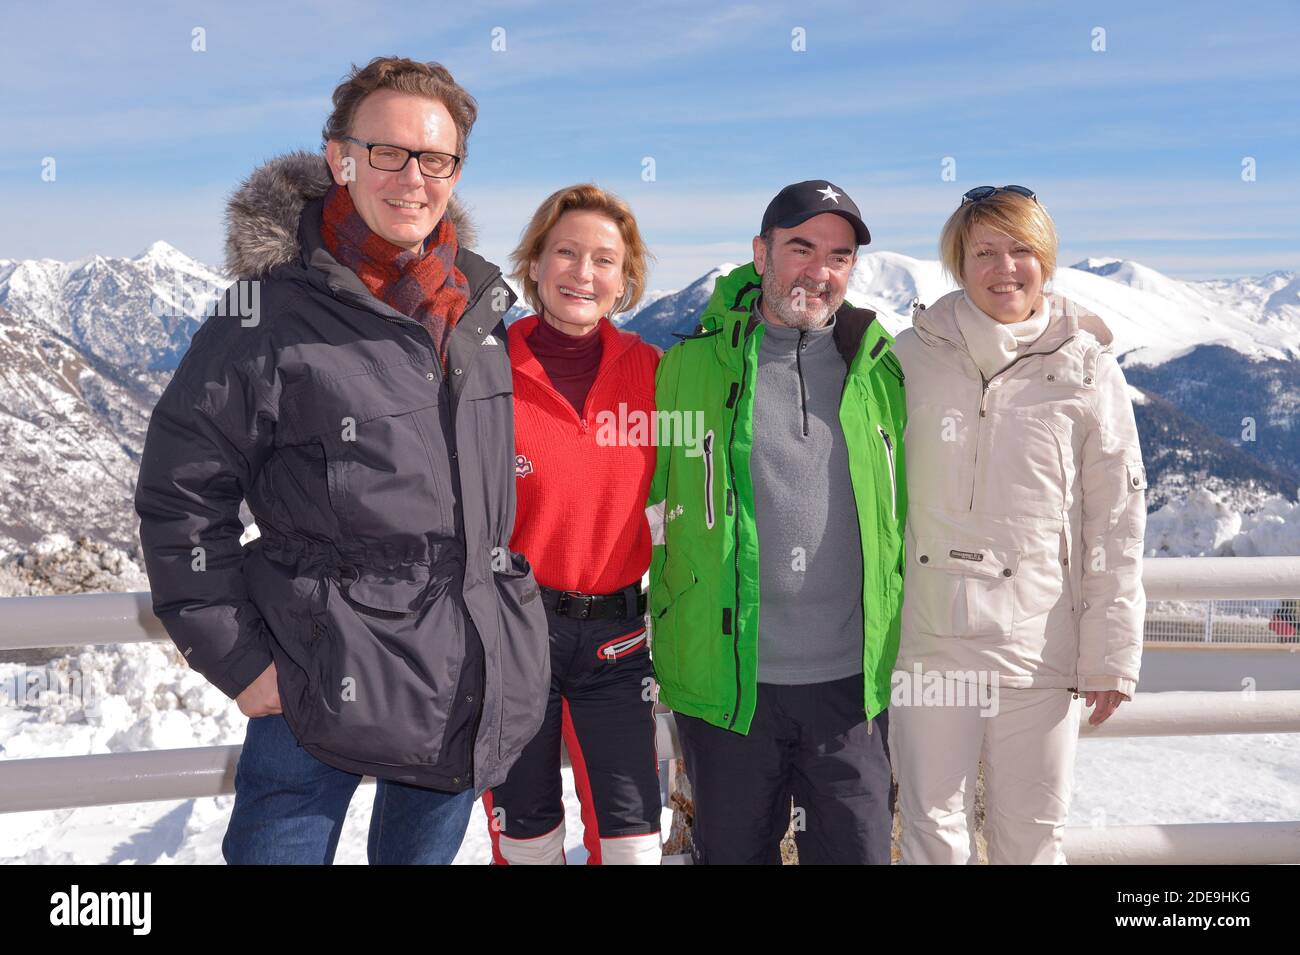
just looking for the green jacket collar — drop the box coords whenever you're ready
[698,263,899,380]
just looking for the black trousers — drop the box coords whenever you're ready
[676,673,895,865]
[485,585,661,863]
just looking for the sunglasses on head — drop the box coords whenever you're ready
[961,184,1037,205]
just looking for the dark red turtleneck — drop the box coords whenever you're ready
[525,315,604,415]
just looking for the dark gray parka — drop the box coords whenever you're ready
[134,152,549,794]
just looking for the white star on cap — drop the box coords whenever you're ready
[817,185,841,203]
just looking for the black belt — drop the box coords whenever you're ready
[540,585,647,620]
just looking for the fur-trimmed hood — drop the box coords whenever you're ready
[223,150,477,279]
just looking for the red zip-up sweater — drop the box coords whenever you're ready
[508,314,660,594]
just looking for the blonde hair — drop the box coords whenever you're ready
[939,190,1058,284]
[510,184,653,317]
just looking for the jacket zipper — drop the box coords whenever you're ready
[532,361,612,435]
[970,374,989,510]
[702,430,716,529]
[573,328,631,435]
[324,267,502,777]
[967,335,1077,511]
[369,269,499,774]
[878,426,897,521]
[795,331,810,437]
[725,318,754,730]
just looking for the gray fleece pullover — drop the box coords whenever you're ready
[750,309,864,685]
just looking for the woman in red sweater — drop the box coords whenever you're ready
[483,184,662,864]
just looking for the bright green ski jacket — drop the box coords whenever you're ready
[647,263,907,734]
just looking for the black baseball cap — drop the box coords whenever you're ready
[760,180,871,246]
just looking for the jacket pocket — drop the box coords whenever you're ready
[906,535,1020,638]
[338,562,430,615]
[597,626,648,662]
[650,557,717,703]
[1123,461,1148,538]
[1060,526,1077,615]
[300,564,461,768]
[878,425,898,521]
[492,550,550,762]
[283,366,451,542]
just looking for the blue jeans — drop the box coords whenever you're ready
[222,714,475,864]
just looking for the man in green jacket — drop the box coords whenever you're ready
[648,181,906,864]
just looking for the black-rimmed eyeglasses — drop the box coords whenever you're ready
[960,184,1037,205]
[339,136,462,179]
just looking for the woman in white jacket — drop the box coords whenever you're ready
[890,186,1146,864]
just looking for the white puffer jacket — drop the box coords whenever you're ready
[892,290,1145,697]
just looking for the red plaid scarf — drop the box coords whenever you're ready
[320,182,470,367]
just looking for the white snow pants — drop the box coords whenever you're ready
[890,683,1082,864]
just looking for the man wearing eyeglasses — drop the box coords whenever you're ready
[134,57,550,864]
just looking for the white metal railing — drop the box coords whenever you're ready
[2,692,1295,799]
[1,556,1298,864]
[1140,555,1299,600]
[1075,689,1300,737]
[1064,821,1300,865]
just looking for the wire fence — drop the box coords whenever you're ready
[1144,598,1300,644]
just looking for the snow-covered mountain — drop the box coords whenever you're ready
[620,253,1300,512]
[0,242,224,559]
[0,241,227,372]
[849,252,1300,366]
[1124,345,1300,487]
[615,288,676,327]
[621,265,741,346]
[1067,258,1300,365]
[0,242,1295,563]
[1063,259,1300,510]
[0,300,167,559]
[622,252,1300,365]
[1129,383,1295,510]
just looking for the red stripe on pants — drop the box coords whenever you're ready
[561,697,602,865]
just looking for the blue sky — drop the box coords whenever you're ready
[3,0,1298,289]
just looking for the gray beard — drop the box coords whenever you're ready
[759,270,840,330]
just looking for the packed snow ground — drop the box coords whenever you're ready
[0,641,665,865]
[1,641,1295,865]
